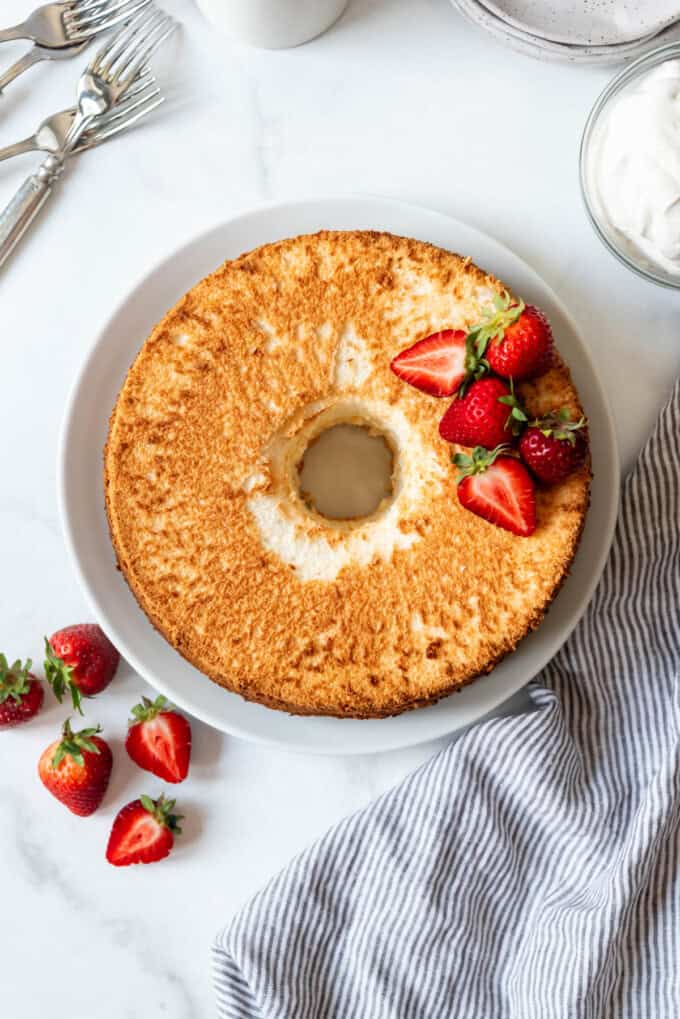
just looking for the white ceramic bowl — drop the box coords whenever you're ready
[194,0,348,49]
[59,196,619,755]
[580,42,680,289]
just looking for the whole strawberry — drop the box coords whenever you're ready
[0,655,44,728]
[126,695,192,783]
[453,445,536,537]
[45,624,120,713]
[38,719,112,816]
[106,794,183,867]
[439,377,526,449]
[519,410,588,484]
[486,304,553,381]
[463,293,553,382]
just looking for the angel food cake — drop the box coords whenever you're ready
[104,231,590,718]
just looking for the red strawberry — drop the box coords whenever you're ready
[106,794,183,867]
[484,301,553,381]
[45,624,120,713]
[390,329,468,397]
[125,695,192,783]
[453,445,536,536]
[461,292,553,382]
[38,719,112,816]
[439,377,526,449]
[0,655,44,728]
[519,410,588,484]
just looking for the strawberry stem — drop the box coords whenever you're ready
[452,444,517,484]
[44,638,83,715]
[129,694,172,726]
[140,793,184,834]
[0,654,32,705]
[497,379,528,436]
[530,408,587,445]
[465,291,525,359]
[455,336,488,397]
[51,718,102,769]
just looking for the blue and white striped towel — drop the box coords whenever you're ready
[213,379,680,1018]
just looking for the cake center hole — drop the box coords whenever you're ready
[298,423,395,521]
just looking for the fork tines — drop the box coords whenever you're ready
[82,76,164,148]
[63,0,154,43]
[89,7,177,90]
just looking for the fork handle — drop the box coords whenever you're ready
[0,155,63,270]
[0,135,38,163]
[0,47,43,94]
[0,25,27,45]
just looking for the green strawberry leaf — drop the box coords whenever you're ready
[453,444,516,484]
[530,409,587,445]
[469,291,525,352]
[50,718,102,770]
[0,654,32,705]
[129,694,172,726]
[140,793,184,834]
[44,638,83,715]
[497,380,528,436]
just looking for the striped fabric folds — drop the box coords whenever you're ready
[213,380,680,1019]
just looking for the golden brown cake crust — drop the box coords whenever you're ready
[104,231,591,718]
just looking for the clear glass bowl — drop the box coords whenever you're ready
[580,42,680,290]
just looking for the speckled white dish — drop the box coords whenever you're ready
[478,0,680,47]
[59,196,619,755]
[452,0,680,63]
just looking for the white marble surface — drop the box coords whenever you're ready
[1,2,679,1017]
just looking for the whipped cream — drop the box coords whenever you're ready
[588,59,680,277]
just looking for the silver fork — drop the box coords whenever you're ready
[0,41,89,96]
[0,7,177,268]
[0,0,153,94]
[0,0,152,46]
[0,73,162,163]
[60,7,175,155]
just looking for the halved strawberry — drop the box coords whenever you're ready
[453,445,536,536]
[0,655,44,728]
[125,695,192,783]
[106,794,183,867]
[390,330,467,397]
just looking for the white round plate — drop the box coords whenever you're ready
[59,196,619,755]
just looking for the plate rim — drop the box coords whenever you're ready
[58,194,620,755]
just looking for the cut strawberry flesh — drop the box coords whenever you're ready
[108,812,169,865]
[460,459,536,536]
[390,330,467,397]
[126,712,191,783]
[145,717,186,781]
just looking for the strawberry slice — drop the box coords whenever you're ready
[453,445,536,537]
[125,695,192,783]
[106,794,183,867]
[390,330,467,397]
